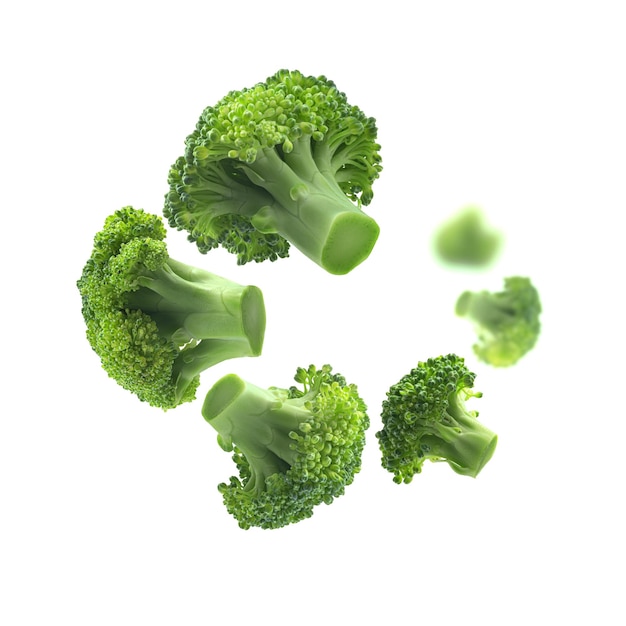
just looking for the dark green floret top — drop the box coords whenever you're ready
[376,354,497,482]
[165,69,382,275]
[202,364,369,529]
[456,276,542,367]
[77,206,266,410]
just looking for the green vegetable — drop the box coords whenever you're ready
[77,206,266,410]
[434,206,502,267]
[376,354,497,482]
[456,276,541,367]
[165,69,382,275]
[202,364,369,529]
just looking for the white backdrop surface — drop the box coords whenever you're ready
[1,1,624,624]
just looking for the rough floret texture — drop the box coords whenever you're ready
[77,206,266,409]
[165,69,382,275]
[434,206,502,267]
[456,276,542,367]
[376,354,497,482]
[202,365,369,529]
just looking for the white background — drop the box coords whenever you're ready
[2,1,625,624]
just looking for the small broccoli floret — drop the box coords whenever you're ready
[77,206,266,410]
[456,276,541,367]
[434,206,502,267]
[201,364,369,529]
[376,354,497,482]
[165,69,382,275]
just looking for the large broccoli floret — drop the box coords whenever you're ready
[433,206,503,267]
[376,354,497,482]
[165,69,382,275]
[201,364,369,529]
[77,206,266,410]
[456,276,541,367]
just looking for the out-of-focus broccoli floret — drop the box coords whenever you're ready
[434,206,502,267]
[202,364,369,529]
[456,276,541,367]
[376,354,497,482]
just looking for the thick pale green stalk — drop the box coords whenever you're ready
[202,375,311,492]
[422,396,497,477]
[241,138,380,275]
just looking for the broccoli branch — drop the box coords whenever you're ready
[237,136,380,275]
[202,374,311,494]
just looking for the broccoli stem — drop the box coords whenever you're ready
[126,258,265,351]
[172,339,261,406]
[125,259,265,404]
[423,395,498,477]
[241,136,380,275]
[456,290,514,328]
[202,374,310,493]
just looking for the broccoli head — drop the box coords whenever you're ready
[165,69,382,275]
[456,276,541,367]
[376,354,497,482]
[202,364,369,529]
[77,206,266,410]
[434,206,502,267]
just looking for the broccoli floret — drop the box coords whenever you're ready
[77,206,266,410]
[456,276,541,367]
[434,206,502,267]
[201,364,369,529]
[376,354,497,482]
[165,69,382,275]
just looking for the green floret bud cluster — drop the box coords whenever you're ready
[202,365,369,530]
[376,354,497,482]
[189,70,343,163]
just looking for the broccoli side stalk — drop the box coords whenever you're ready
[419,390,498,478]
[242,136,380,275]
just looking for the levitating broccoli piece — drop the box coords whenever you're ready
[165,69,382,275]
[77,206,266,409]
[202,365,369,529]
[456,276,541,367]
[376,354,497,482]
[434,206,502,267]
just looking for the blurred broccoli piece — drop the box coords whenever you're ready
[434,206,502,267]
[456,276,542,367]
